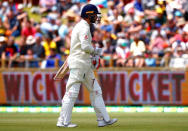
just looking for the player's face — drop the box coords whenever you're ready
[90,13,97,23]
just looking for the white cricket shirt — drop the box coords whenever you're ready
[68,19,94,69]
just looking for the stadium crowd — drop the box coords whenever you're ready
[0,0,188,68]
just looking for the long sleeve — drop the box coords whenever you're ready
[79,27,94,54]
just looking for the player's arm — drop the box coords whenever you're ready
[79,27,94,54]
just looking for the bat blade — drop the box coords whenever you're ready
[53,58,69,80]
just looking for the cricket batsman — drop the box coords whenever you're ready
[56,4,117,128]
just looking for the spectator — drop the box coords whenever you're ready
[128,15,143,34]
[0,1,9,21]
[48,6,60,21]
[39,0,57,13]
[57,0,67,16]
[160,47,172,67]
[130,34,146,67]
[23,0,33,8]
[155,5,166,25]
[144,51,156,67]
[0,18,6,36]
[69,1,81,15]
[134,0,144,16]
[115,38,130,67]
[101,39,116,67]
[124,7,135,27]
[169,47,187,68]
[16,4,28,21]
[142,0,155,10]
[42,34,57,57]
[172,40,186,57]
[4,9,21,37]
[41,48,62,68]
[32,33,45,59]
[21,20,36,41]
[176,18,186,35]
[151,23,166,41]
[1,36,18,67]
[150,34,167,57]
[40,16,53,35]
[182,0,188,21]
[21,48,39,68]
[165,18,177,39]
[56,0,74,17]
[0,36,6,59]
[139,30,150,47]
[18,36,35,67]
[110,8,124,34]
[107,1,115,19]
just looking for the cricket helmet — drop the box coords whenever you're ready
[81,4,101,23]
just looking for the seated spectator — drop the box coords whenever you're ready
[41,48,63,68]
[42,34,57,57]
[169,47,187,68]
[101,39,116,67]
[4,9,21,37]
[9,0,17,14]
[144,51,156,67]
[39,0,57,13]
[23,0,33,8]
[154,5,166,25]
[160,48,172,67]
[57,0,73,16]
[64,10,79,26]
[172,40,186,57]
[40,16,53,35]
[16,4,28,21]
[149,34,167,57]
[0,18,6,36]
[115,38,130,67]
[139,30,150,47]
[128,15,143,34]
[48,6,60,20]
[17,36,35,67]
[134,0,144,16]
[20,48,39,68]
[32,33,45,59]
[130,34,146,67]
[57,21,68,53]
[21,20,36,41]
[0,36,6,61]
[0,1,10,22]
[124,7,135,27]
[176,18,186,34]
[151,23,166,41]
[1,36,18,67]
[69,1,81,15]
[165,18,177,39]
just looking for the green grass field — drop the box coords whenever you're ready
[0,113,188,131]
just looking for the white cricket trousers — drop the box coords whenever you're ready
[58,68,110,125]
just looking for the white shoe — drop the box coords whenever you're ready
[98,118,118,127]
[57,121,77,128]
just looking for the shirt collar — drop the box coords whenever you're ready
[81,19,90,27]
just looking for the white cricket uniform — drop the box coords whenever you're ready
[57,19,110,126]
[68,19,94,69]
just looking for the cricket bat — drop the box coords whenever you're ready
[53,57,69,80]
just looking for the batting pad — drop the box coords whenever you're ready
[58,83,81,125]
[90,80,110,122]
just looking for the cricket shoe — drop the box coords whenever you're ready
[98,118,118,127]
[57,121,77,128]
